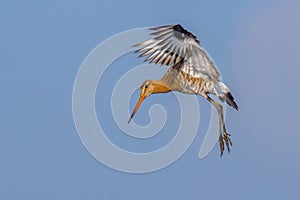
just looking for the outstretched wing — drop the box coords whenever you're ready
[134,24,220,80]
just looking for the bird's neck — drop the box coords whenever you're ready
[151,80,171,94]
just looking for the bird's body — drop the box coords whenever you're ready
[161,65,216,95]
[128,24,238,156]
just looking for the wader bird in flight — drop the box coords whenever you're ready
[128,24,238,156]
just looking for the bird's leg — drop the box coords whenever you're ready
[205,95,232,156]
[220,107,232,152]
[218,115,225,155]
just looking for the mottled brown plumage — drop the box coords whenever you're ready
[129,24,238,156]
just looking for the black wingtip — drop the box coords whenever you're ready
[173,24,184,32]
[172,24,200,45]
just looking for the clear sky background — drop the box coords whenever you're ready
[1,0,300,199]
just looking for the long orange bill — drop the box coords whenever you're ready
[128,94,147,124]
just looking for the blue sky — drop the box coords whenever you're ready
[1,0,300,199]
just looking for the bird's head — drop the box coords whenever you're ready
[128,80,153,123]
[140,79,155,96]
[128,80,171,123]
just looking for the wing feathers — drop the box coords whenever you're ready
[134,24,220,80]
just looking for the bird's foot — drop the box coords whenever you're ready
[224,131,232,152]
[219,131,232,156]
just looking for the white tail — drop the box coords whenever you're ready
[216,81,238,110]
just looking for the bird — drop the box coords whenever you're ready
[128,24,238,156]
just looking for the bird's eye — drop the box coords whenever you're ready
[145,85,148,89]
